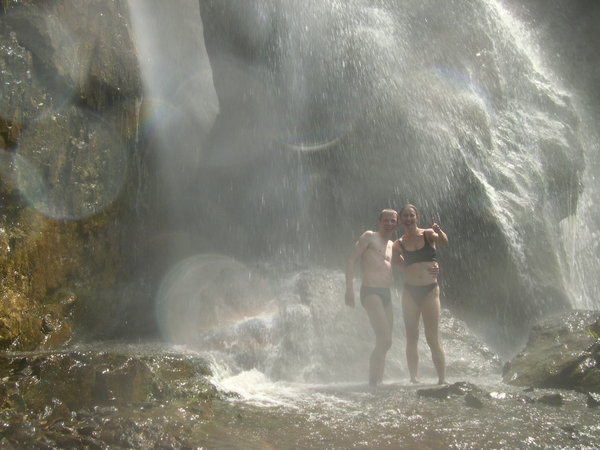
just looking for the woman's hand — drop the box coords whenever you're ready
[431,217,449,245]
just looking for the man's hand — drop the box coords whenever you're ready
[345,289,355,307]
[428,261,440,276]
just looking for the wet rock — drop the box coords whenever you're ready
[0,291,44,350]
[442,312,504,378]
[537,393,564,406]
[515,394,535,404]
[75,424,96,437]
[6,1,140,110]
[417,385,451,399]
[0,0,147,351]
[0,345,220,448]
[0,346,215,413]
[464,393,484,408]
[418,381,487,405]
[503,311,600,393]
[447,381,483,395]
[559,424,576,434]
[586,392,600,408]
[0,437,16,450]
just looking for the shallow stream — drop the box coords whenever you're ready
[155,266,600,448]
[199,369,600,448]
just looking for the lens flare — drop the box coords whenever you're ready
[277,117,355,153]
[280,135,344,153]
[13,108,128,221]
[155,253,277,345]
[137,97,184,143]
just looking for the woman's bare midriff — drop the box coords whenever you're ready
[404,261,437,285]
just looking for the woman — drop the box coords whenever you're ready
[393,204,448,385]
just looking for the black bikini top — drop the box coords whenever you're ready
[398,235,437,266]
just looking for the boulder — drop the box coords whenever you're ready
[0,346,215,413]
[0,346,218,449]
[503,311,600,393]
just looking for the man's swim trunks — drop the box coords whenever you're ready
[360,286,392,307]
[404,282,438,306]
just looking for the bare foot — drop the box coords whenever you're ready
[410,378,420,384]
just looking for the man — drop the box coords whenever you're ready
[345,208,398,387]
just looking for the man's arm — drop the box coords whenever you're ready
[391,239,405,272]
[345,231,371,307]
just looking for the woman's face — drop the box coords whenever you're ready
[400,207,417,227]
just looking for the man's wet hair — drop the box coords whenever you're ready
[379,208,398,221]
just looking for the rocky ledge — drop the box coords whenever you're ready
[502,310,600,393]
[0,345,219,448]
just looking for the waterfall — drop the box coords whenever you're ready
[128,0,599,367]
[127,0,219,230]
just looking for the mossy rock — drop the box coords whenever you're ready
[503,311,600,393]
[0,347,215,414]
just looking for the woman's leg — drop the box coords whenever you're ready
[402,291,421,383]
[363,294,393,386]
[421,286,446,384]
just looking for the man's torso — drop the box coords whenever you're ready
[360,233,393,288]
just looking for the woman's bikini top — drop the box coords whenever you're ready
[398,234,436,266]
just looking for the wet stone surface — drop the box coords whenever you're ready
[0,344,218,448]
[503,310,600,393]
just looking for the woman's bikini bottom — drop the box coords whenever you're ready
[404,282,438,306]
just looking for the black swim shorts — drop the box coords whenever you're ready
[360,286,392,307]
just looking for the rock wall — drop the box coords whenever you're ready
[0,0,147,349]
[196,0,591,352]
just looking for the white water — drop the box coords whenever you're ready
[198,347,600,448]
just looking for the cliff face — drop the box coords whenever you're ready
[505,0,600,113]
[1,0,598,353]
[0,0,147,350]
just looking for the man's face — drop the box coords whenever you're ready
[379,213,398,233]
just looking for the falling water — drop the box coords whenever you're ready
[126,0,600,445]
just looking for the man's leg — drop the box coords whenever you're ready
[421,286,446,384]
[363,295,392,386]
[377,299,394,383]
[402,291,421,383]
